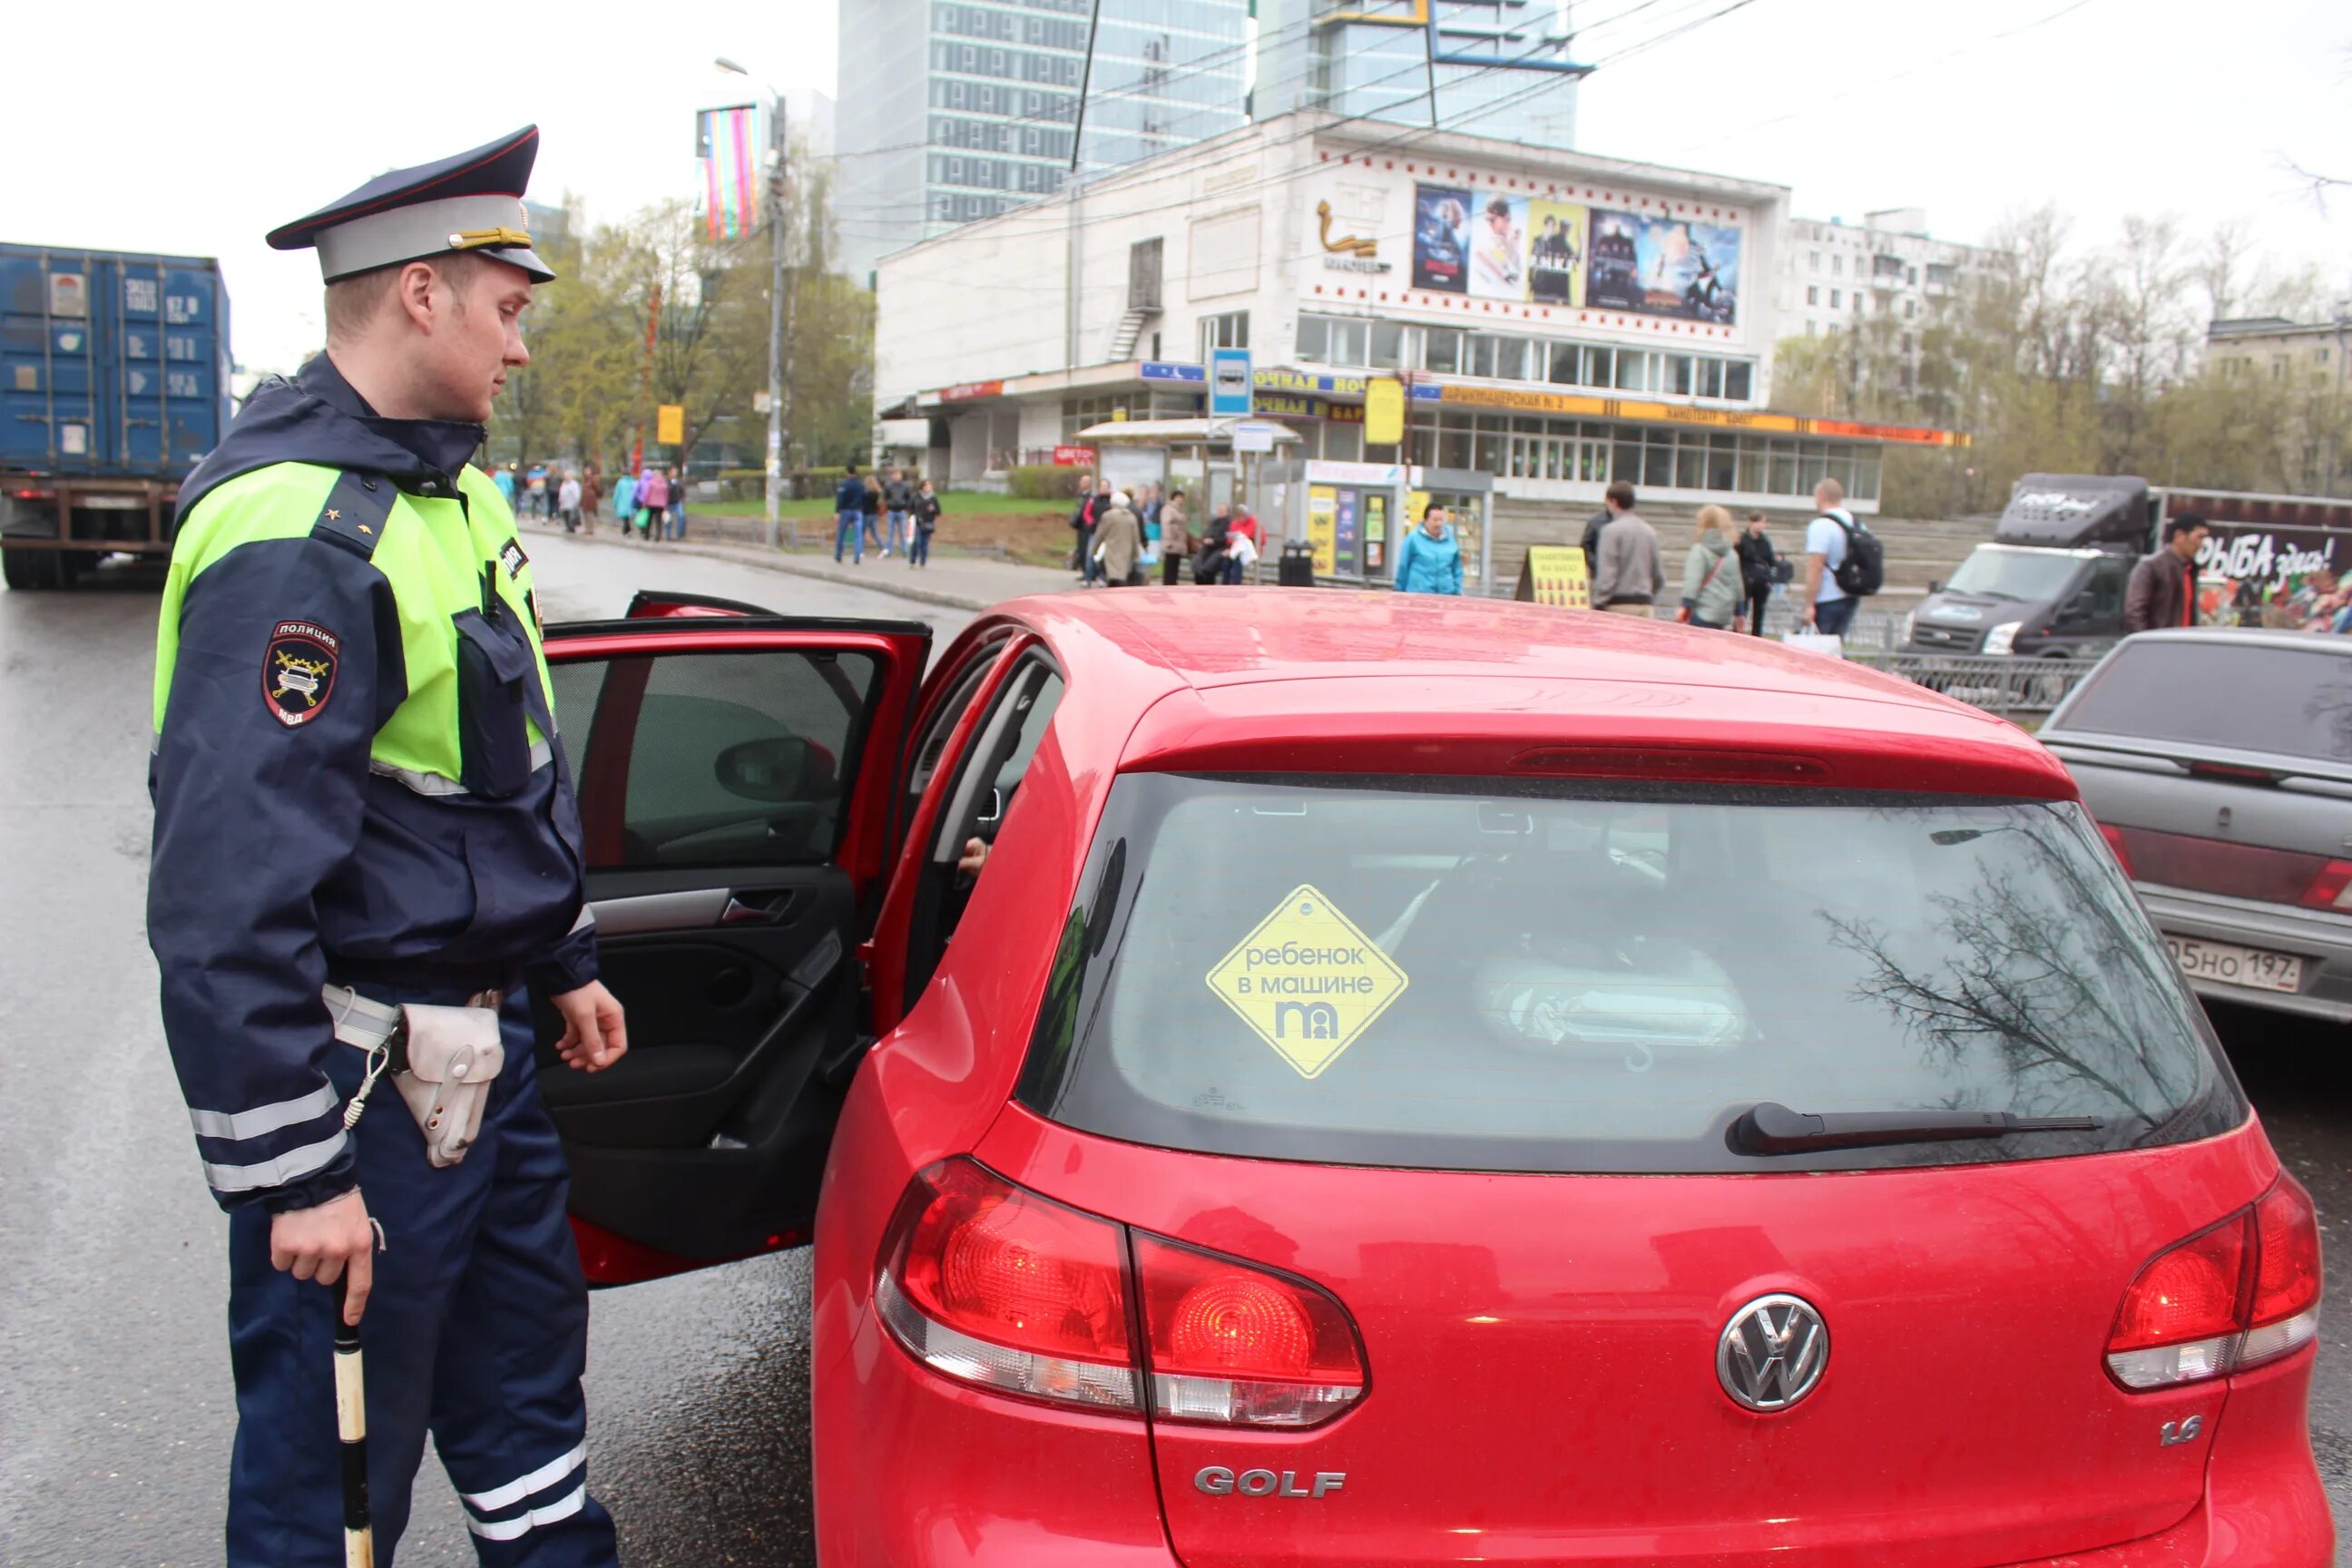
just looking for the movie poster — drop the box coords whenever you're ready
[1586,211,1643,311]
[1467,193,1529,301]
[1585,211,1741,324]
[1527,199,1586,307]
[1412,184,1472,293]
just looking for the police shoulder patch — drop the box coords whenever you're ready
[263,621,341,727]
[499,538,529,580]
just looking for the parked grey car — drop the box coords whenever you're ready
[2040,628,2352,1022]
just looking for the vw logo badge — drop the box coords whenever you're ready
[1717,1293,1828,1412]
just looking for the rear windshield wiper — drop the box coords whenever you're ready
[1730,1102,2102,1155]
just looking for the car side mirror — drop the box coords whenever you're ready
[714,736,811,802]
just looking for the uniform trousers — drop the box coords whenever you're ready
[225,985,618,1567]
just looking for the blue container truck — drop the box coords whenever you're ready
[1,243,231,589]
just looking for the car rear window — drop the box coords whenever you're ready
[1016,775,2238,1173]
[2062,641,2352,761]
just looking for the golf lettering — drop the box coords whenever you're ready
[1194,1465,1348,1499]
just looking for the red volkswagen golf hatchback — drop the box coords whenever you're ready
[533,589,2325,1567]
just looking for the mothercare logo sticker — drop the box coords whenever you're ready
[1205,885,1408,1079]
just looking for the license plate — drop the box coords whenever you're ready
[2163,936,2304,994]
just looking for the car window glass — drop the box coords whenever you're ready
[904,646,1004,828]
[1019,776,2232,1175]
[2086,559,2128,617]
[2062,642,2352,761]
[549,648,881,869]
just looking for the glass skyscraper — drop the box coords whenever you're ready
[833,0,1250,286]
[1254,0,1583,151]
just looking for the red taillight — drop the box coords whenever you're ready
[875,1160,1368,1427]
[2105,1177,2323,1390]
[1135,1234,1367,1426]
[2097,820,2135,877]
[876,1160,1137,1413]
[2300,859,2352,911]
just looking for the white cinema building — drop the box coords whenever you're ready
[872,111,1965,592]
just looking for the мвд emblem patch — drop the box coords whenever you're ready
[263,621,341,728]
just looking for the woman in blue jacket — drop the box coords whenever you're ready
[1393,505,1464,595]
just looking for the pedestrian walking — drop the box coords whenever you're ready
[859,471,883,554]
[1074,479,1111,586]
[1589,480,1664,615]
[1158,487,1192,586]
[1802,477,1869,637]
[665,466,686,540]
[526,463,547,520]
[558,469,582,533]
[1392,504,1464,595]
[1193,505,1232,585]
[146,124,624,1567]
[581,464,601,533]
[1678,505,1741,630]
[611,468,636,539]
[834,465,867,564]
[636,463,670,543]
[1093,490,1145,586]
[492,463,515,508]
[2125,514,2210,632]
[1065,471,1093,573]
[1735,511,1777,635]
[909,478,941,567]
[882,468,914,558]
[1224,505,1260,585]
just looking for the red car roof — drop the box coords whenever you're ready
[985,590,2075,800]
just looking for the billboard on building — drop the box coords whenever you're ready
[1467,193,1528,300]
[1587,210,1740,324]
[1527,199,1586,307]
[1412,184,1473,292]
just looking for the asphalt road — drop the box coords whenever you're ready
[0,532,2341,1564]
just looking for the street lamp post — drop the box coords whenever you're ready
[719,57,789,549]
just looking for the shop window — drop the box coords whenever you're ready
[1523,340,1550,381]
[1642,441,1673,489]
[1736,439,1767,494]
[1438,427,1474,468]
[1584,347,1613,387]
[1295,314,1328,363]
[1547,344,1584,387]
[1675,440,1705,490]
[1423,327,1463,374]
[1853,452,1882,501]
[1724,361,1753,401]
[1324,422,1363,462]
[1826,447,1857,493]
[1695,358,1727,398]
[1613,351,1651,393]
[1666,355,1694,397]
[1706,435,1738,492]
[1613,436,1642,482]
[1474,432,1504,473]
[1769,443,1799,496]
[1465,335,1497,378]
[1581,439,1610,483]
[1370,320,1409,369]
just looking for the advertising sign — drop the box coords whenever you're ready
[1210,348,1254,416]
[1364,494,1388,573]
[1528,200,1587,307]
[1413,184,1473,293]
[1364,378,1406,446]
[1515,545,1591,609]
[656,404,686,445]
[1308,485,1339,576]
[1587,210,1740,324]
[1052,445,1096,466]
[695,103,765,242]
[1468,193,1528,301]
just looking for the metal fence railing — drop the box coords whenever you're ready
[1846,651,2092,718]
[661,514,1010,564]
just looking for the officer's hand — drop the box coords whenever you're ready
[271,1189,375,1325]
[552,981,628,1073]
[958,837,991,878]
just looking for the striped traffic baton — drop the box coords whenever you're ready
[333,1275,375,1568]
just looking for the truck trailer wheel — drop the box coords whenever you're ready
[1,544,59,592]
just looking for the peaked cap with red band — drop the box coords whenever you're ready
[266,124,556,284]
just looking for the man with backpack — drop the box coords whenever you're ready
[1802,476,1882,637]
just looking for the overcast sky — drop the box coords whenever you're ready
[12,0,2346,376]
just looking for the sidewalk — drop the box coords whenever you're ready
[523,515,1078,612]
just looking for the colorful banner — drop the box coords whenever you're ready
[1413,184,1473,293]
[1308,485,1339,576]
[1436,381,1968,446]
[696,103,765,242]
[1587,210,1740,324]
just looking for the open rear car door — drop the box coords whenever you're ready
[535,594,930,1284]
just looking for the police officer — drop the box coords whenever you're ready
[148,126,625,1564]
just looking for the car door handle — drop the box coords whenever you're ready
[721,889,799,926]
